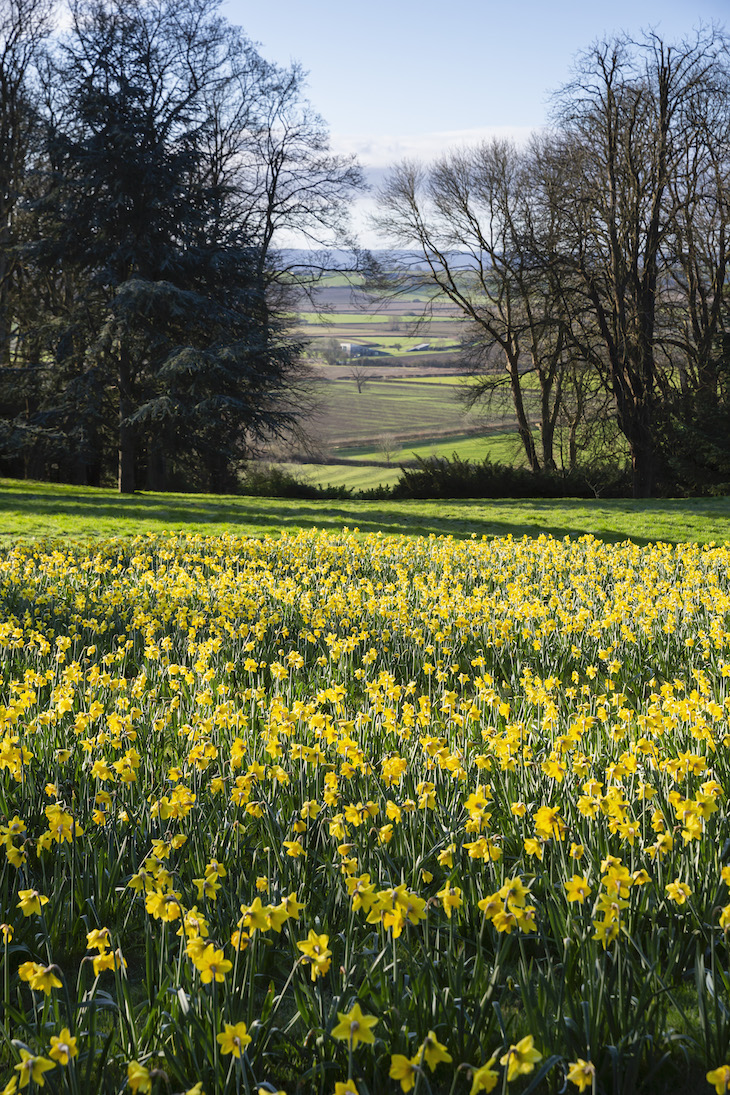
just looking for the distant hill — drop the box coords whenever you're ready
[276,248,481,272]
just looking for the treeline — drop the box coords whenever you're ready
[373,29,730,498]
[4,10,729,500]
[0,0,361,492]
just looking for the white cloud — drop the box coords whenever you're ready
[330,126,537,169]
[327,127,540,250]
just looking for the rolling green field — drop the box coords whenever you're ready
[0,478,729,545]
[313,379,501,447]
[336,431,527,467]
[279,463,403,491]
[314,337,457,356]
[290,278,543,469]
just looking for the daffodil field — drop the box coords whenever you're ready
[3,529,730,1094]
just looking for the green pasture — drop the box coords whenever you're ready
[341,425,625,477]
[372,337,457,348]
[335,431,525,466]
[372,368,544,392]
[0,478,729,545]
[302,312,388,326]
[279,463,402,490]
[308,334,459,347]
[314,273,356,287]
[388,374,471,386]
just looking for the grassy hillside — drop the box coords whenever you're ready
[282,432,530,492]
[279,463,403,491]
[337,431,527,466]
[0,478,729,545]
[310,378,507,447]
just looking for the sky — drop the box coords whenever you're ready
[222,0,729,247]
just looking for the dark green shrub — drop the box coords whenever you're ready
[239,464,355,500]
[390,454,633,499]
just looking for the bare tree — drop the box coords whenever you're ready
[664,55,730,404]
[319,336,371,392]
[348,357,371,393]
[378,432,401,463]
[373,140,573,472]
[373,27,730,496]
[197,44,365,296]
[551,28,730,496]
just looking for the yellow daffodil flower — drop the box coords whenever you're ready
[499,1035,542,1082]
[330,1002,378,1049]
[217,1021,251,1058]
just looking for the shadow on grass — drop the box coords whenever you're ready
[1,485,728,545]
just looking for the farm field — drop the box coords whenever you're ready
[293,371,607,485]
[297,275,467,365]
[2,528,730,1094]
[302,313,461,332]
[385,375,476,387]
[307,380,507,450]
[282,274,541,474]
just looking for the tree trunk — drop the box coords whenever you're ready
[540,372,559,471]
[207,448,231,493]
[0,243,12,366]
[541,421,556,471]
[568,418,579,470]
[621,389,655,498]
[506,350,540,472]
[118,341,135,493]
[630,430,654,498]
[146,443,167,491]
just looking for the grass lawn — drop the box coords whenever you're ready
[0,478,729,545]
